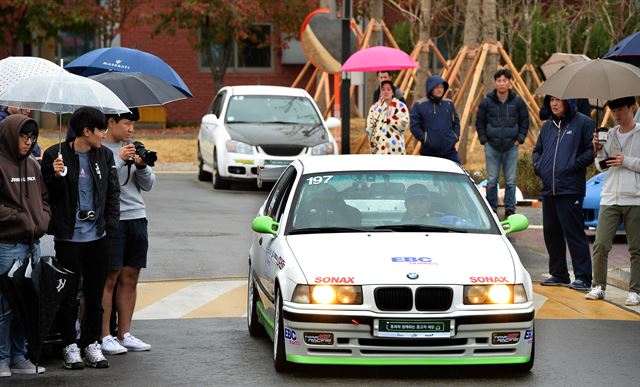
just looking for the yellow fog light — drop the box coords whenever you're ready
[311,285,337,304]
[464,285,488,304]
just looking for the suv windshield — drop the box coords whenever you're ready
[287,171,499,235]
[225,95,322,125]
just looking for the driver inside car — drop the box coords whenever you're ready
[296,184,361,228]
[402,184,433,223]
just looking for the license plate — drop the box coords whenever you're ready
[374,319,453,338]
[265,159,292,166]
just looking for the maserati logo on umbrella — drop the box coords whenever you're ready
[101,60,130,70]
[406,272,419,280]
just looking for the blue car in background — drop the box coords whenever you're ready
[582,171,625,231]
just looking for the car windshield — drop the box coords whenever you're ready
[225,95,322,125]
[287,171,498,235]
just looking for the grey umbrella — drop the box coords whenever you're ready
[535,58,640,100]
[88,71,188,107]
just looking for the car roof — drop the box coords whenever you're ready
[296,155,466,175]
[222,85,309,97]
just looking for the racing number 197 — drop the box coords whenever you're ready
[307,176,333,185]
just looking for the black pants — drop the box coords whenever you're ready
[542,195,592,283]
[54,237,110,348]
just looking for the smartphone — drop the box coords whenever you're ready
[599,157,615,170]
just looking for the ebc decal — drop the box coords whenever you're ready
[391,257,437,265]
[314,277,355,284]
[469,276,508,283]
[284,327,300,345]
[306,175,333,185]
[524,328,533,343]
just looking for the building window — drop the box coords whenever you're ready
[60,30,96,65]
[200,24,273,71]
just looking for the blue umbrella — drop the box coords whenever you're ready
[604,32,640,67]
[65,47,192,97]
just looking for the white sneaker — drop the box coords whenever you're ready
[83,342,109,368]
[10,359,45,374]
[585,285,605,300]
[119,333,151,352]
[0,361,10,377]
[62,343,84,370]
[101,335,128,355]
[624,291,640,306]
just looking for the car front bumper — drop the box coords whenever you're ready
[281,308,535,366]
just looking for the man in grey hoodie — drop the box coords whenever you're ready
[586,96,640,306]
[99,108,156,355]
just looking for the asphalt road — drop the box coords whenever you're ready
[15,173,639,386]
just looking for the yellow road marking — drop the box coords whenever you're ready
[135,281,194,312]
[534,284,640,320]
[182,284,248,318]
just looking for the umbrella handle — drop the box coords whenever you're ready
[57,152,68,177]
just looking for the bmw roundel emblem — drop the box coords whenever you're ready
[407,272,419,280]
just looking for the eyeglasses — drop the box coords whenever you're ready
[18,133,37,143]
[95,127,109,134]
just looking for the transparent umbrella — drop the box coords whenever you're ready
[0,56,62,95]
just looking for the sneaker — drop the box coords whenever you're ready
[0,361,10,377]
[119,333,151,352]
[83,342,109,368]
[569,279,591,291]
[10,359,45,374]
[585,285,605,300]
[624,292,640,306]
[101,335,128,355]
[541,276,570,286]
[62,343,84,370]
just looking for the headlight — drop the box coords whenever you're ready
[463,284,528,304]
[226,140,254,154]
[310,142,334,155]
[292,284,363,304]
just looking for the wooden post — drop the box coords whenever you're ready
[291,62,311,88]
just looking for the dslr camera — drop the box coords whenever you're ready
[126,141,158,167]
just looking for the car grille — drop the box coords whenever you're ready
[374,287,453,311]
[259,145,305,156]
[415,287,453,311]
[374,287,412,311]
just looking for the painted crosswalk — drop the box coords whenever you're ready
[133,280,640,321]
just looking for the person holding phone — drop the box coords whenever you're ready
[586,96,640,306]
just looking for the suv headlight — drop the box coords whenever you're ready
[310,142,334,155]
[226,140,254,154]
[463,284,528,304]
[292,284,363,304]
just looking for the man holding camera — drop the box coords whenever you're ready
[586,96,640,306]
[99,108,156,355]
[42,107,120,369]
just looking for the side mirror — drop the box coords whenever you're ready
[202,113,219,126]
[252,215,279,235]
[500,213,528,235]
[325,117,341,130]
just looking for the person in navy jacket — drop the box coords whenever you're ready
[410,75,461,163]
[533,96,594,290]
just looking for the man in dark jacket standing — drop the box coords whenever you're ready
[476,69,530,219]
[0,115,51,377]
[533,96,594,290]
[410,75,461,163]
[41,107,120,370]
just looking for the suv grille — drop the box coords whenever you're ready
[374,287,412,311]
[415,287,453,311]
[260,145,305,156]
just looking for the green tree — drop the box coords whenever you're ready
[153,0,316,94]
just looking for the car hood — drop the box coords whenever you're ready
[286,233,516,285]
[226,123,329,147]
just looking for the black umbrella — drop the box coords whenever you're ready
[0,256,76,370]
[88,71,188,108]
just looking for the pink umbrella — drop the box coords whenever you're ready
[341,46,418,72]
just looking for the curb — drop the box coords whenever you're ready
[607,266,631,291]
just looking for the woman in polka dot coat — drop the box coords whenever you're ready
[365,80,409,154]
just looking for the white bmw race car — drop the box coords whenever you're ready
[247,155,534,372]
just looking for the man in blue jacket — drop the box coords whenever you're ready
[410,75,461,163]
[533,96,594,290]
[476,69,530,219]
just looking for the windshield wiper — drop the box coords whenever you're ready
[261,120,299,125]
[373,224,467,233]
[289,226,367,235]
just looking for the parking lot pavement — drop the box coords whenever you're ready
[511,204,633,293]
